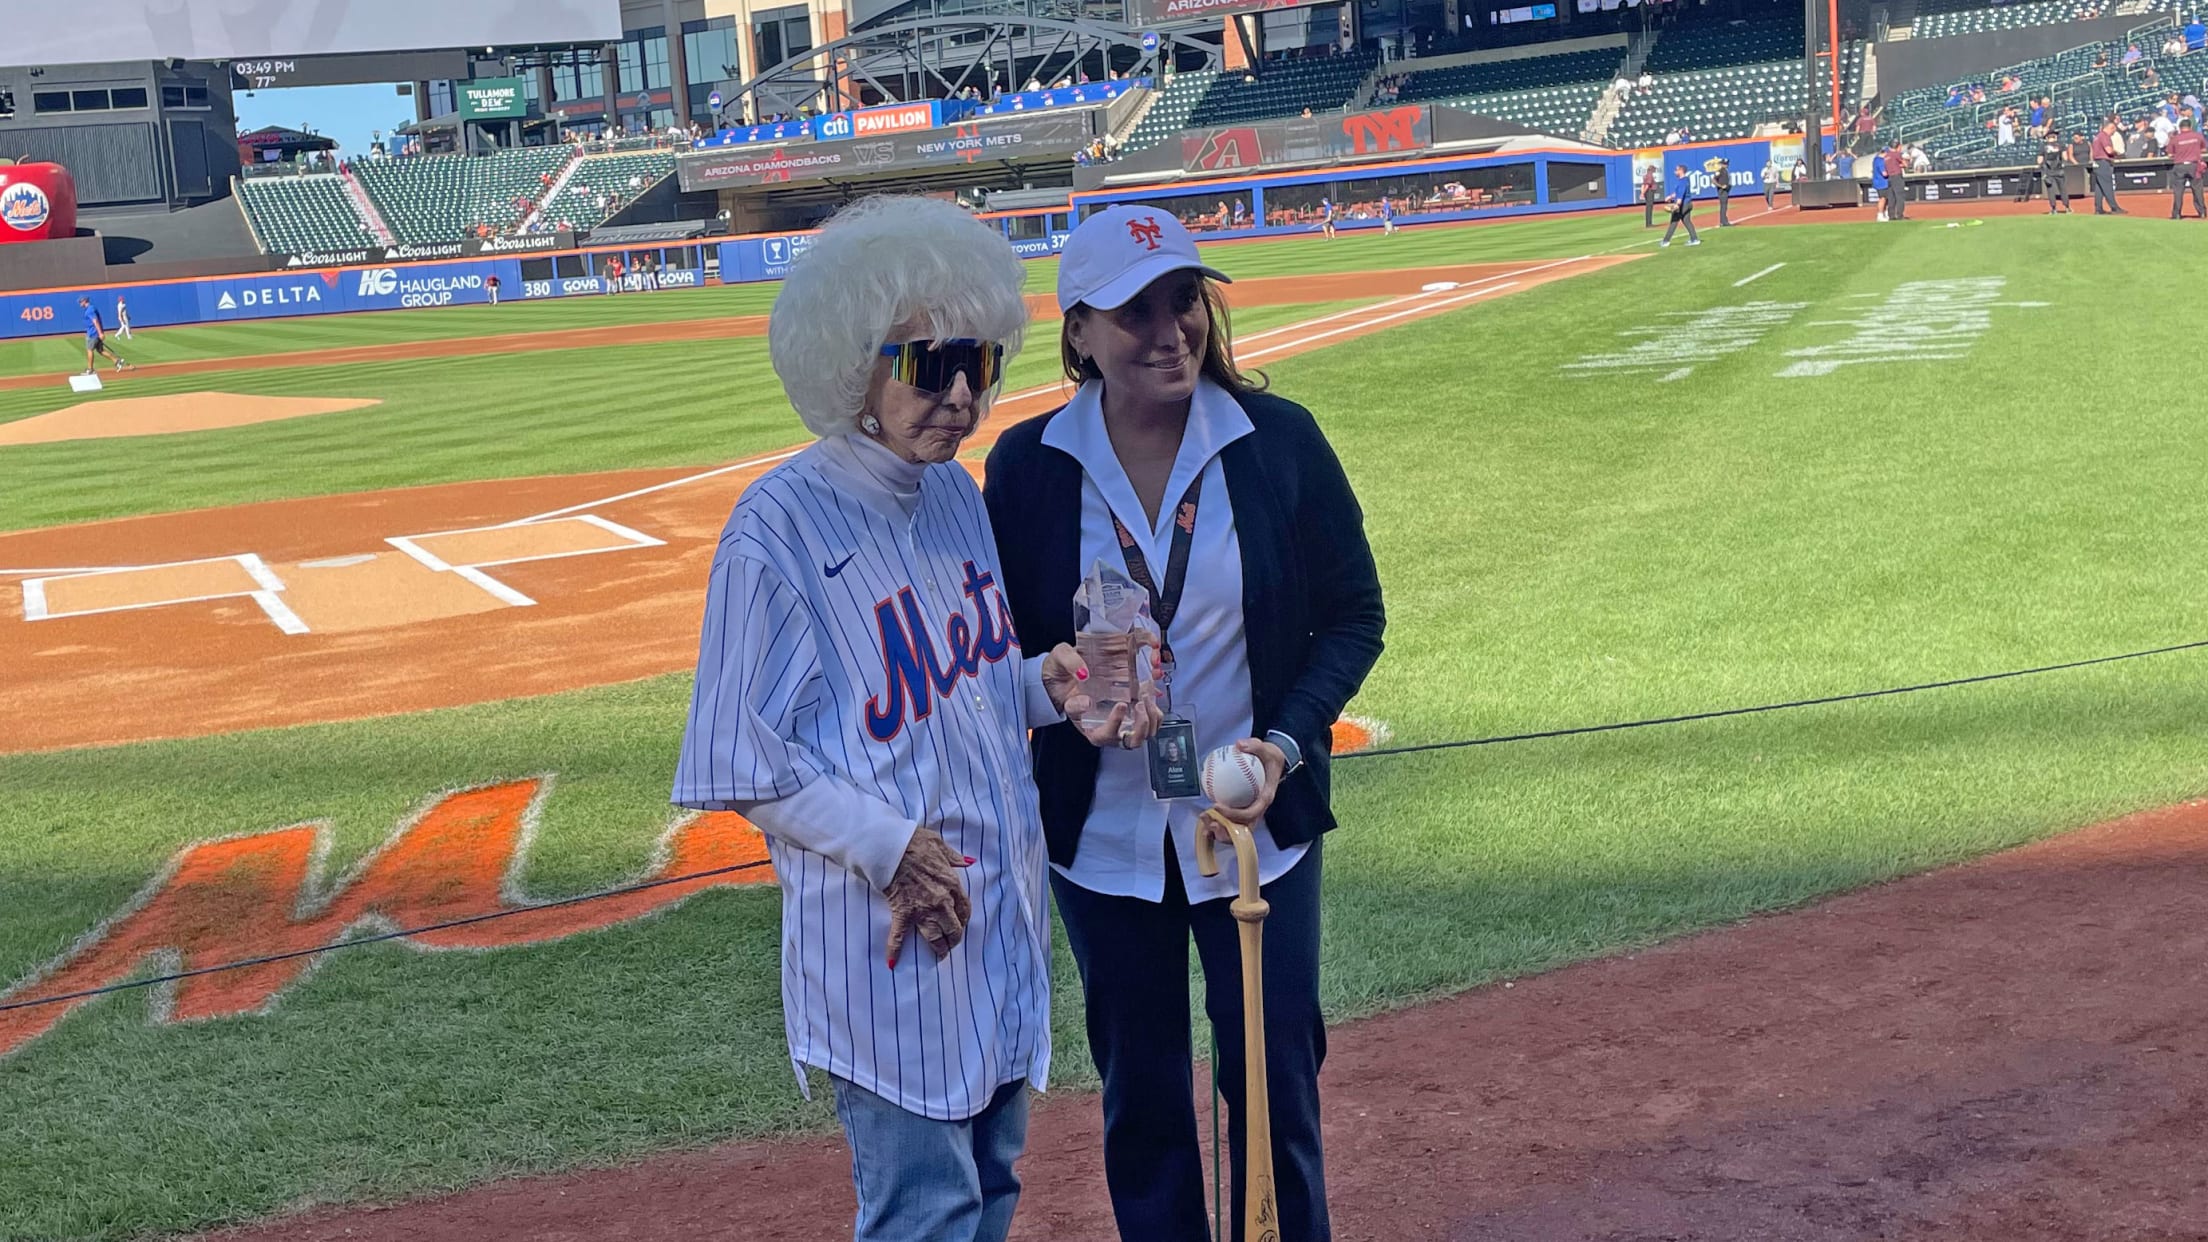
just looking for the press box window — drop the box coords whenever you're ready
[111,87,149,109]
[72,89,110,111]
[34,91,72,113]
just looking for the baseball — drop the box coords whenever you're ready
[1200,746,1263,810]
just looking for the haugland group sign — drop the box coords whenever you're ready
[678,112,1095,191]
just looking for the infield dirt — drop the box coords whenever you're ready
[191,795,2208,1242]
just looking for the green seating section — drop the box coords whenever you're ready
[550,151,679,231]
[1431,80,1610,137]
[1396,47,1622,102]
[1123,70,1218,152]
[352,148,573,245]
[1911,0,2181,40]
[1644,12,1808,72]
[1880,33,2194,170]
[1610,59,1812,147]
[236,174,378,255]
[1186,50,1380,128]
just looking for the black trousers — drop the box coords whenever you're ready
[1644,194,1658,227]
[2172,165,2205,217]
[1887,177,1907,219]
[1716,188,1732,225]
[2092,159,2121,212]
[1053,838,1329,1242]
[2047,168,2072,210]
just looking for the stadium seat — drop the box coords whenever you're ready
[548,151,678,231]
[1642,10,1808,73]
[1609,57,1832,148]
[1122,69,1219,151]
[1184,50,1380,129]
[352,148,574,245]
[1395,47,1622,103]
[236,174,380,255]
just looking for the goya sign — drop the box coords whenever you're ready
[457,76,529,121]
[0,779,775,1060]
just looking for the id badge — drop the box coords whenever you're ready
[1146,714,1202,801]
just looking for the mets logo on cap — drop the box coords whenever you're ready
[0,182,50,233]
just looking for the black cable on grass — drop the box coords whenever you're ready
[13,635,2208,1017]
[1339,637,2208,761]
[0,858,774,1016]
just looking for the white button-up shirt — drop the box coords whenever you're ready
[674,433,1056,1120]
[1043,378,1307,904]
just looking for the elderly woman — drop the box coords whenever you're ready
[983,207,1385,1241]
[672,197,1130,1242]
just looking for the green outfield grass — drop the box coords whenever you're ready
[10,211,2208,1239]
[0,208,1634,380]
[0,299,1362,531]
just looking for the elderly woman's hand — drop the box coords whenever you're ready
[884,827,973,968]
[1042,642,1164,750]
[1205,737,1287,832]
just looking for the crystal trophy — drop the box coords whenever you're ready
[1072,558,1151,732]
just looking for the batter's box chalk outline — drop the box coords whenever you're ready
[19,553,309,635]
[384,514,666,609]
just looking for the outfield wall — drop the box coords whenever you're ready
[0,243,721,342]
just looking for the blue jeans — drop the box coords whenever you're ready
[831,1076,1030,1242]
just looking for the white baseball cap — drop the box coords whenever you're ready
[1056,205,1231,313]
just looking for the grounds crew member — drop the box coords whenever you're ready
[1660,164,1702,247]
[1713,158,1734,226]
[2170,118,2207,217]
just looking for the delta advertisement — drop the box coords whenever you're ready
[680,112,1095,191]
[0,258,526,340]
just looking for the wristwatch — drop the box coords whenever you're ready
[1265,729,1303,776]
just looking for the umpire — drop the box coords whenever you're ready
[1714,159,1734,226]
[1642,166,1662,227]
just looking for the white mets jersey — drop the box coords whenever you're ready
[674,432,1055,1121]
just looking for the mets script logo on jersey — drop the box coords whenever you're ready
[865,561,1019,740]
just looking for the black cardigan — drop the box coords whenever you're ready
[982,387,1386,870]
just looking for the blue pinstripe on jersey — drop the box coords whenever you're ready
[674,441,1051,1122]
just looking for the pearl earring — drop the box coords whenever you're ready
[862,415,882,435]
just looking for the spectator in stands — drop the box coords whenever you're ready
[2164,93,2184,124]
[2029,96,2048,137]
[1947,83,1969,108]
[1997,108,2017,147]
[1835,149,1855,179]
[2187,14,2208,51]
[2131,115,2156,156]
[2154,107,2177,152]
[1909,143,1930,174]
[1637,70,1653,92]
[2000,75,2022,94]
[2124,44,2144,69]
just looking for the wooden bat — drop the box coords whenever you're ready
[1196,809,1281,1242]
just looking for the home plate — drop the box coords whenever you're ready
[1421,282,1461,292]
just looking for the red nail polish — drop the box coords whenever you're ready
[887,955,898,969]
[963,856,977,865]
[1075,668,1088,680]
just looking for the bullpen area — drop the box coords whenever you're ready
[3,206,2206,1241]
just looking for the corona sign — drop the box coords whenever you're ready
[0,779,776,1060]
[0,162,78,242]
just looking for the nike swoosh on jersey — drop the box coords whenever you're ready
[824,553,858,577]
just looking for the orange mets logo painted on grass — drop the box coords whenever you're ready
[0,779,774,1061]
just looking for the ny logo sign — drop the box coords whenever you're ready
[1340,107,1424,155]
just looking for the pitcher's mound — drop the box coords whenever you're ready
[0,392,381,446]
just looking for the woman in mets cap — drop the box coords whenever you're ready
[983,205,1387,1241]
[670,196,1133,1242]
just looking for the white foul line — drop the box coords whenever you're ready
[1734,263,1786,287]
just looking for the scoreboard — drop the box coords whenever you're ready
[228,50,472,91]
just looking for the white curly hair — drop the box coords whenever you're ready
[768,196,1029,438]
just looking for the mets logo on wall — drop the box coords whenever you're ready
[0,182,51,232]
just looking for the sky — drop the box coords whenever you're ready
[232,81,418,157]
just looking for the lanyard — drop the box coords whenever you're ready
[1110,473,1203,677]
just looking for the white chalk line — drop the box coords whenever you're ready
[4,257,1605,609]
[1734,263,1787,287]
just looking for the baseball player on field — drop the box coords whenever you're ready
[672,197,1149,1242]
